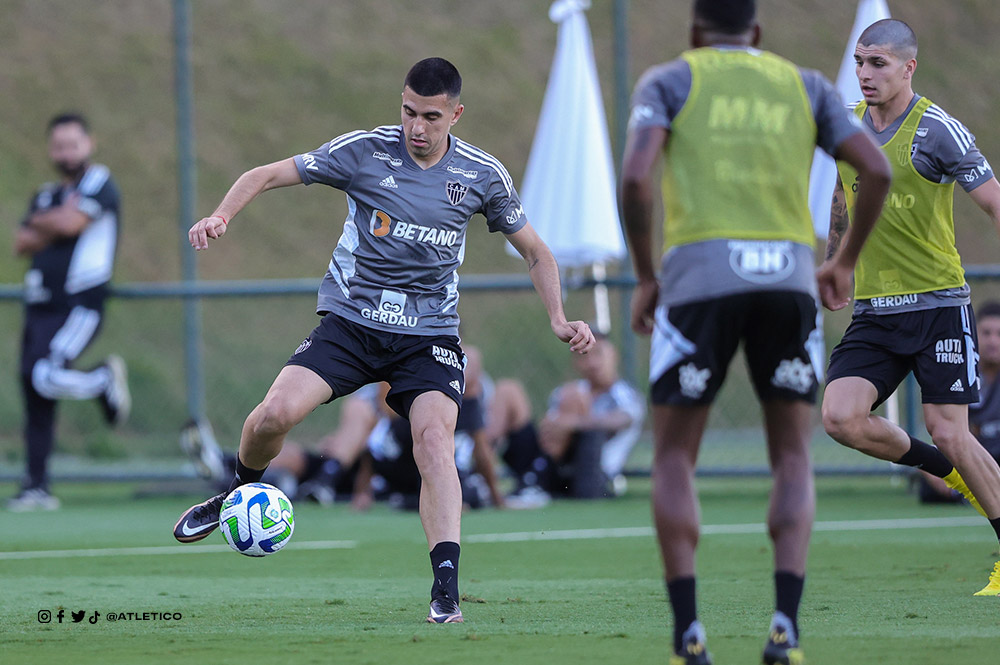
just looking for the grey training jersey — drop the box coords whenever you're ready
[629,47,863,306]
[293,125,527,337]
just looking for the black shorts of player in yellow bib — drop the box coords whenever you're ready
[650,291,820,406]
[285,313,465,418]
[826,303,979,410]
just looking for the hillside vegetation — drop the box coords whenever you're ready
[1,1,998,461]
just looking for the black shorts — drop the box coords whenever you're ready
[285,314,464,418]
[21,306,104,377]
[650,291,820,406]
[827,304,979,409]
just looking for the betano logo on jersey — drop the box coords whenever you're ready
[368,209,459,247]
[360,290,417,328]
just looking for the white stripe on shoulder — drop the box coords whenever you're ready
[924,105,972,153]
[327,128,400,154]
[78,164,110,196]
[454,141,513,195]
[370,124,402,137]
[455,140,512,184]
[847,100,861,110]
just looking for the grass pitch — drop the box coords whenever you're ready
[1,476,997,665]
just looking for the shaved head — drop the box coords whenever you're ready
[858,19,917,61]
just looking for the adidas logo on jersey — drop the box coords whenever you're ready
[950,380,964,392]
[449,380,462,393]
[379,175,398,189]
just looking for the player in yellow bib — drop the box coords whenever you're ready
[822,19,1000,597]
[623,2,891,663]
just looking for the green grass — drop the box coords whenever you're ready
[1,477,997,664]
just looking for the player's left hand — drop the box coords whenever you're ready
[553,320,595,354]
[816,258,853,311]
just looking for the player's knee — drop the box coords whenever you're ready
[821,403,865,447]
[926,423,970,459]
[249,397,301,437]
[412,424,454,469]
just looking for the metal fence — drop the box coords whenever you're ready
[13,269,999,482]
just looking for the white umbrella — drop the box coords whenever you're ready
[510,0,626,332]
[808,0,891,238]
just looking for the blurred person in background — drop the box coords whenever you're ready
[9,112,130,512]
[504,333,644,507]
[621,0,890,662]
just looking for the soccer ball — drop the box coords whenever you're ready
[219,483,295,557]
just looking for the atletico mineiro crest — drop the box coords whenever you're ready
[445,180,468,206]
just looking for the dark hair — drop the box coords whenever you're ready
[858,19,918,60]
[404,57,462,99]
[47,112,89,135]
[694,0,756,35]
[978,301,1000,321]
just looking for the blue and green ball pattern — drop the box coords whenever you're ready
[219,483,295,557]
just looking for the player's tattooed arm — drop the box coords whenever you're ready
[826,175,849,260]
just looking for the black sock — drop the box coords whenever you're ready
[666,577,697,653]
[429,541,461,601]
[990,518,1000,543]
[229,456,268,493]
[896,436,954,478]
[774,571,804,637]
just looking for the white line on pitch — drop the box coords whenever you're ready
[464,515,985,543]
[0,540,357,561]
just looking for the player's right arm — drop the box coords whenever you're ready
[825,175,849,261]
[621,124,669,335]
[188,157,302,250]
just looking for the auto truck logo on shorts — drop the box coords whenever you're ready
[935,338,964,364]
[728,241,795,284]
[361,290,417,328]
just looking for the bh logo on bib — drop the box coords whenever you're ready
[728,240,795,284]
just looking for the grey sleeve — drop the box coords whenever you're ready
[799,69,864,158]
[916,106,995,191]
[292,131,365,189]
[481,166,526,234]
[628,59,691,132]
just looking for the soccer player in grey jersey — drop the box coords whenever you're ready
[173,57,595,623]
